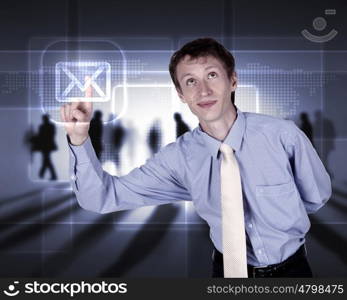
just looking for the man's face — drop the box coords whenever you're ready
[175,55,237,126]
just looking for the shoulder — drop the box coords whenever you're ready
[243,112,298,136]
[159,129,198,157]
[145,131,196,181]
[154,128,203,173]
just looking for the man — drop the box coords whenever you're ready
[38,114,57,180]
[60,38,331,278]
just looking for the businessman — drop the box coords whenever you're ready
[60,38,331,278]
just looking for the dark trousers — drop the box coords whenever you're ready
[212,244,313,278]
[39,152,57,180]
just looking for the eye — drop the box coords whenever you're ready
[208,71,217,79]
[186,78,196,86]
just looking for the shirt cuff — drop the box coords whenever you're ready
[68,136,97,165]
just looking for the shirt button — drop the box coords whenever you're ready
[248,223,253,228]
[71,175,76,181]
[258,249,262,254]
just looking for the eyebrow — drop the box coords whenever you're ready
[179,65,220,81]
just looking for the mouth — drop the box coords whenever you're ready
[197,100,217,109]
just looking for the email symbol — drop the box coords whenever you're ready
[55,61,111,102]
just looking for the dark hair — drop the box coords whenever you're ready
[169,38,236,103]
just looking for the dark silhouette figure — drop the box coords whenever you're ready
[174,112,190,138]
[314,110,336,178]
[89,110,103,159]
[125,120,136,165]
[299,112,314,146]
[147,120,162,156]
[37,114,57,180]
[103,113,117,163]
[112,120,126,170]
[23,125,38,163]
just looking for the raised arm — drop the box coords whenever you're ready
[60,78,191,214]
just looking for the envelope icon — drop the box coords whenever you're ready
[55,61,111,102]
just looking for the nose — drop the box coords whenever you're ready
[200,79,212,97]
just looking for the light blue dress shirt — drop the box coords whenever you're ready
[68,109,331,266]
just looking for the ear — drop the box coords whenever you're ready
[176,87,187,103]
[230,71,238,92]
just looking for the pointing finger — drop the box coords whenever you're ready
[85,76,93,98]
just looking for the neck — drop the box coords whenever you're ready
[200,105,237,141]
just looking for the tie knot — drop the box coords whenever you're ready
[220,143,234,156]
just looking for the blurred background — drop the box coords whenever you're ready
[0,0,346,277]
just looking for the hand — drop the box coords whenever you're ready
[60,76,94,146]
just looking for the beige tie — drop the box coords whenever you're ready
[220,143,248,278]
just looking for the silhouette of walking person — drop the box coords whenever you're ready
[89,110,103,159]
[37,114,57,180]
[112,120,126,171]
[173,112,190,138]
[125,120,136,165]
[299,112,314,146]
[147,119,162,156]
[23,125,38,164]
[104,113,116,163]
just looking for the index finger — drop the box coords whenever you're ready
[85,75,93,98]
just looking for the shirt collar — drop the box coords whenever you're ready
[197,108,246,159]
